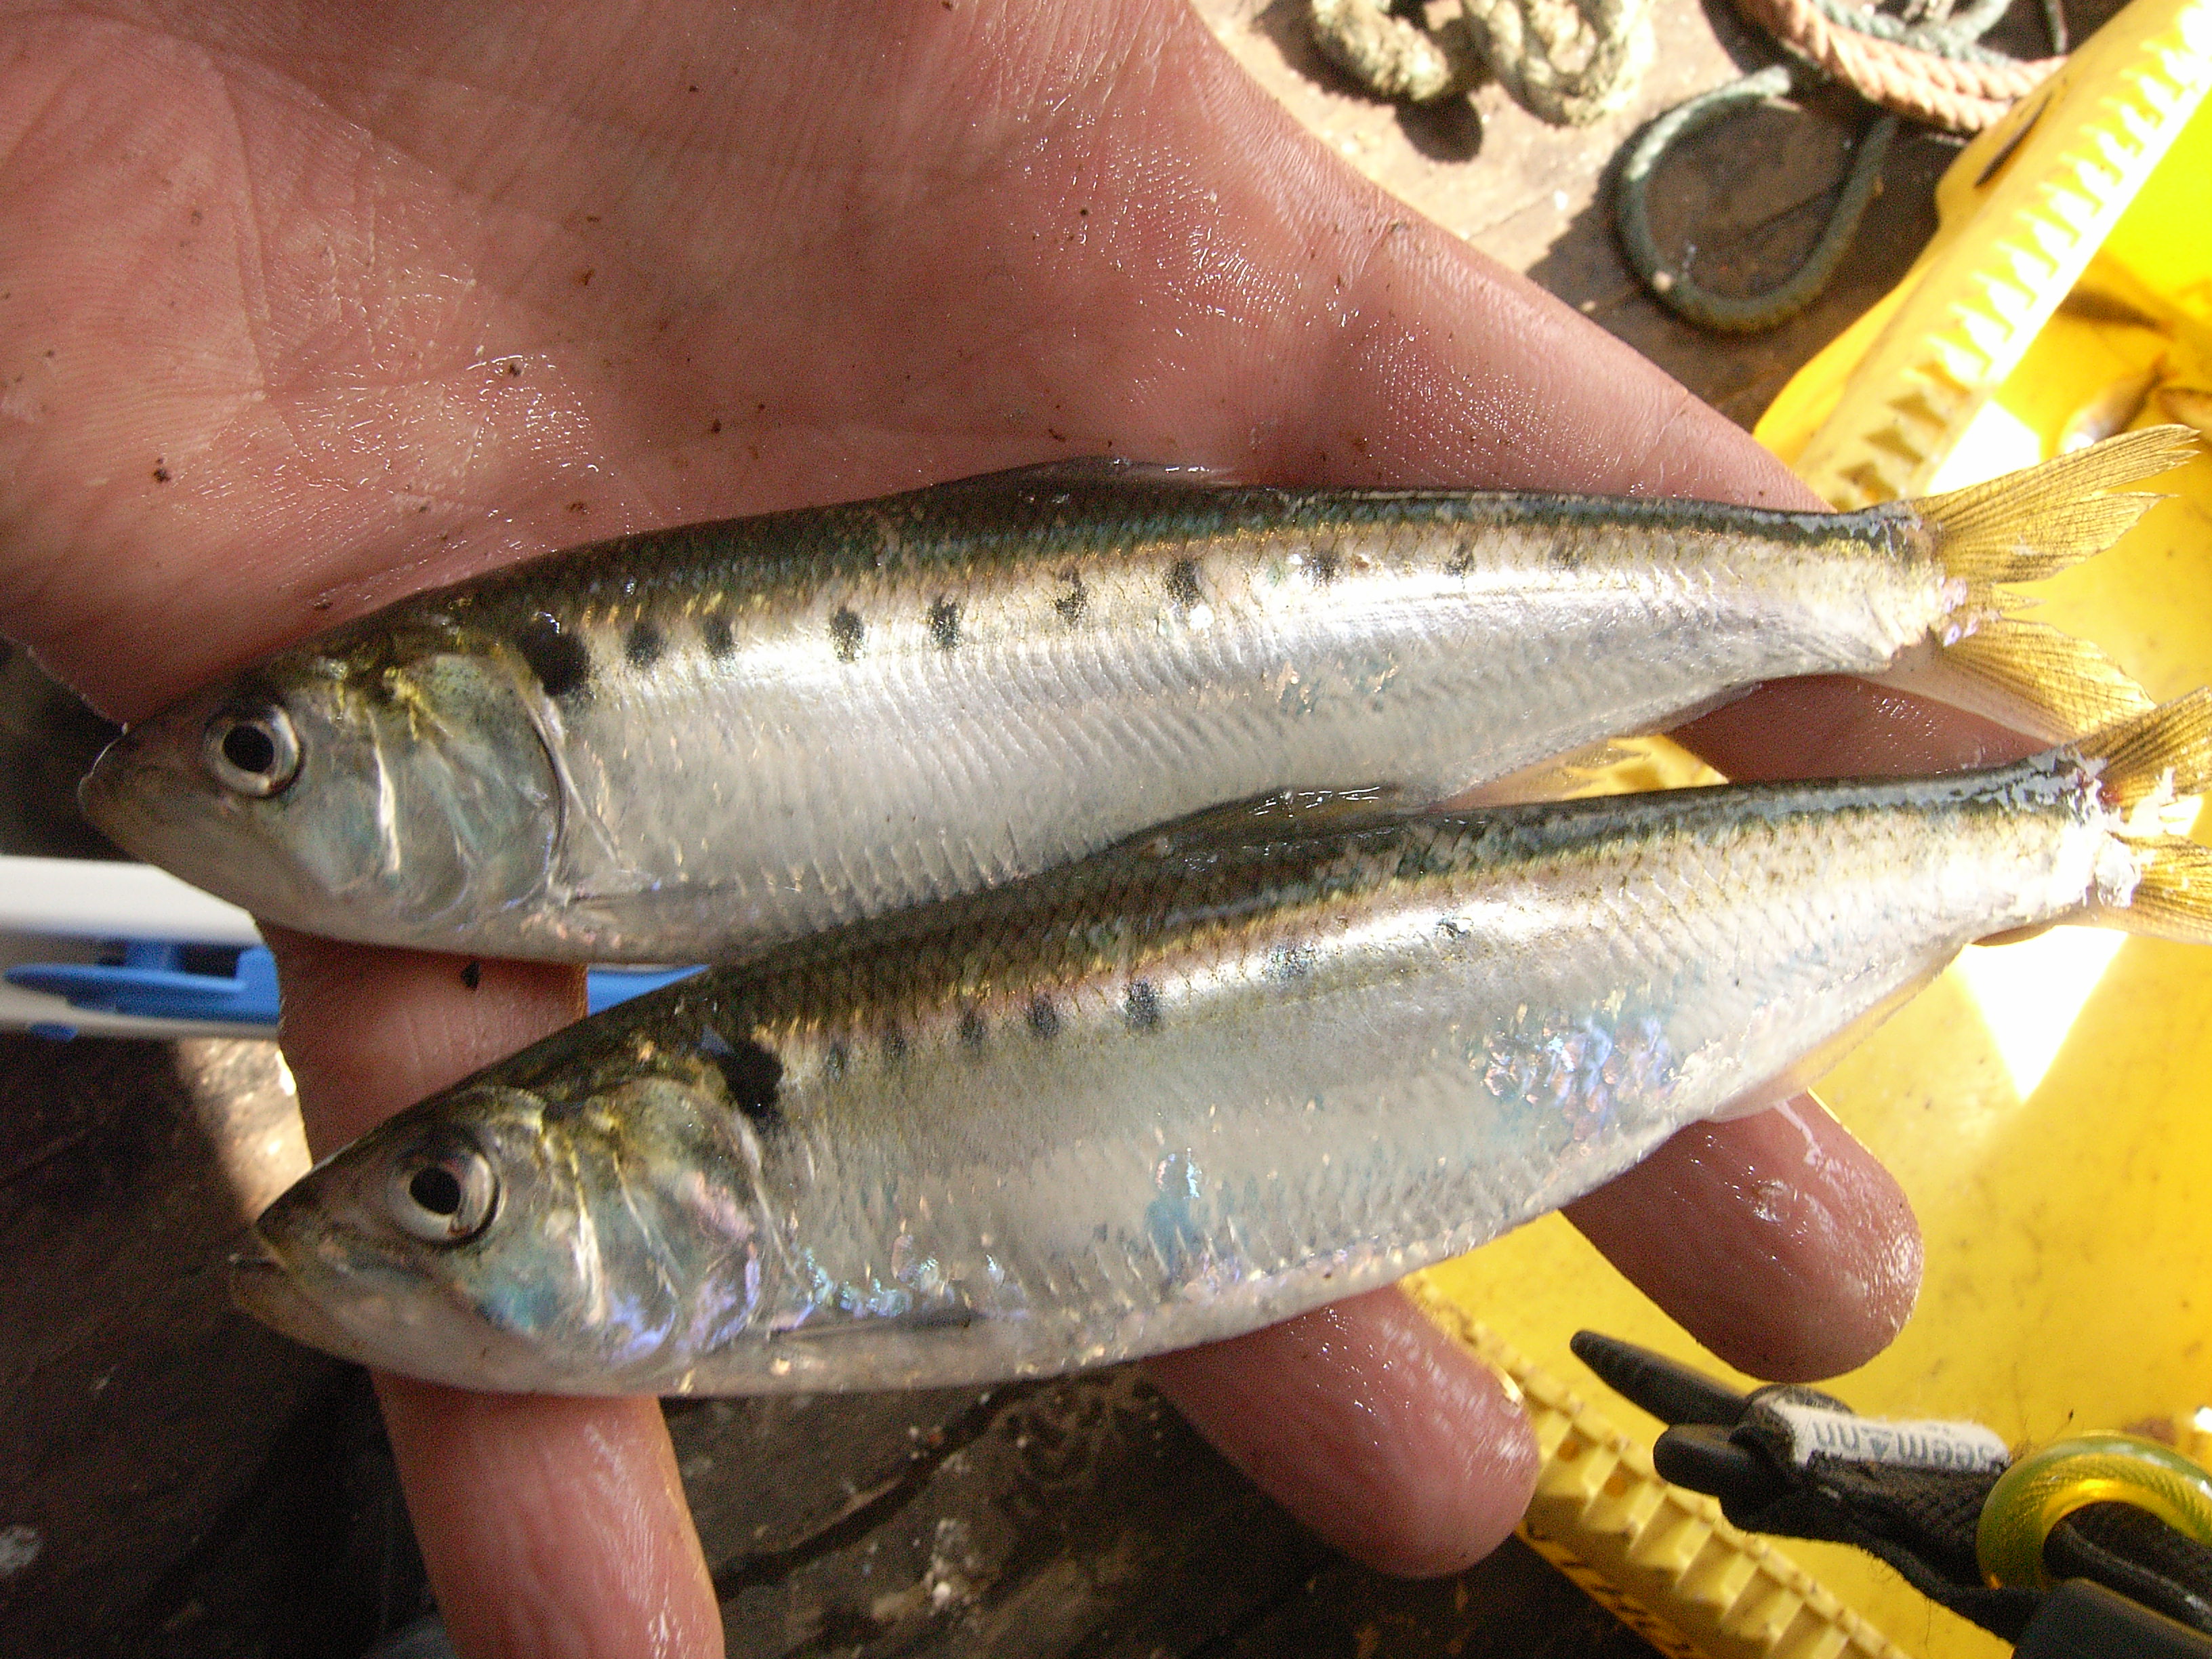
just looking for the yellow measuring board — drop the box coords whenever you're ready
[1412,2,2212,1652]
[1761,0,2211,504]
[1411,1284,1917,1659]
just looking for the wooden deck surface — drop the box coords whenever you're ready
[0,0,2087,1649]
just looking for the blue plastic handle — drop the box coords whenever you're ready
[586,965,703,1012]
[7,941,701,1033]
[9,939,282,1023]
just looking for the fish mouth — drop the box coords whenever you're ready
[77,727,165,854]
[229,1242,394,1371]
[230,1237,407,1374]
[79,711,338,937]
[231,1230,604,1396]
[80,718,230,878]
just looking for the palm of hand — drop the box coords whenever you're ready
[1,4,1927,1656]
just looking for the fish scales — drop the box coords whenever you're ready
[83,434,2198,962]
[468,489,1875,939]
[234,694,2212,1395]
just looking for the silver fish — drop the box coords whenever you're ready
[83,432,2193,962]
[233,695,2212,1393]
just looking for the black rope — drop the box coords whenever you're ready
[1614,0,2056,332]
[1614,65,1897,333]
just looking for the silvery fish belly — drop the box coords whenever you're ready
[81,432,2194,960]
[232,695,2212,1394]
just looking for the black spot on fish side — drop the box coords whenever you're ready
[882,1025,908,1065]
[1265,943,1315,983]
[1308,548,1339,586]
[701,1029,785,1131]
[1444,548,1473,579]
[1124,981,1161,1030]
[626,619,665,668]
[1027,995,1059,1040]
[1166,557,1202,611]
[958,1006,987,1050]
[1054,571,1087,624]
[830,607,865,662]
[824,1041,848,1078]
[928,598,960,651]
[460,960,481,990]
[702,615,735,658]
[514,615,591,699]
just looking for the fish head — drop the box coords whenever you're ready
[234,1048,773,1393]
[81,632,562,946]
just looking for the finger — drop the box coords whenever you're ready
[1679,674,2047,783]
[267,930,582,1152]
[1143,1286,1538,1578]
[1565,1095,1923,1381]
[375,1380,720,1659]
[0,0,1845,712]
[267,930,724,1659]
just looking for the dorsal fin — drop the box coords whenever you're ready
[914,457,1239,497]
[1103,786,1420,862]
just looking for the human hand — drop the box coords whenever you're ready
[1,1,1941,1652]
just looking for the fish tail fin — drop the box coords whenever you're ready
[2109,836,2212,944]
[2074,690,2212,941]
[2088,687,2212,814]
[1922,424,2198,586]
[1923,618,2154,741]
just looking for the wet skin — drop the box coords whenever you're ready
[0,2,1963,1653]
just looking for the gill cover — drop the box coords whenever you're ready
[343,649,565,928]
[85,640,566,946]
[245,1057,778,1393]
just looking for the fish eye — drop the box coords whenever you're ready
[388,1141,497,1244]
[203,705,301,798]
